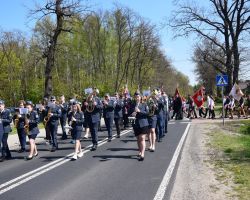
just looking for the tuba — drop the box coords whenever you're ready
[86,93,95,113]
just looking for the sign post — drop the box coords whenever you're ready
[216,75,228,126]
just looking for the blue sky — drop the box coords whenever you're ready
[0,0,197,85]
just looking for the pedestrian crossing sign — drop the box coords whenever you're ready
[216,75,228,86]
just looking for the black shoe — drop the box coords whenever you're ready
[51,147,56,152]
[138,156,144,161]
[158,139,162,143]
[61,136,68,140]
[108,138,112,142]
[18,149,25,153]
[150,149,155,152]
[117,135,120,138]
[5,155,12,160]
[91,145,97,151]
[0,156,5,162]
[34,153,39,157]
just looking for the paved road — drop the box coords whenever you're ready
[0,120,190,200]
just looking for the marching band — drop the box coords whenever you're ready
[0,86,249,163]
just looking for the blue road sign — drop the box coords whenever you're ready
[216,75,228,86]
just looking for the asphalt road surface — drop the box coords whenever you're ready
[0,119,190,200]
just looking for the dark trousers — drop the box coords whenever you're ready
[123,114,129,128]
[204,108,211,118]
[89,121,99,145]
[114,117,122,136]
[2,133,11,157]
[0,130,3,156]
[17,128,26,150]
[49,122,58,148]
[156,116,164,141]
[199,108,205,117]
[104,117,114,139]
[60,117,67,138]
[45,125,51,140]
[165,112,168,133]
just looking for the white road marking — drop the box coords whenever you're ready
[153,123,191,200]
[0,129,132,195]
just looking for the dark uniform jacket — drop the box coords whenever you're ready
[68,111,84,132]
[103,100,115,119]
[28,110,40,135]
[0,109,12,134]
[114,99,124,118]
[13,111,25,129]
[46,105,62,124]
[85,97,103,123]
[129,102,149,128]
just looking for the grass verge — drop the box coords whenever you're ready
[209,119,250,200]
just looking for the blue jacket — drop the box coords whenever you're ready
[0,109,12,133]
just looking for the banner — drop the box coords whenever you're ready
[192,87,205,107]
[229,83,244,101]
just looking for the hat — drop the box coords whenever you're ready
[50,96,56,101]
[26,100,33,106]
[134,92,140,96]
[0,100,5,105]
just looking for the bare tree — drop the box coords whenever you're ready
[169,0,250,93]
[30,0,89,98]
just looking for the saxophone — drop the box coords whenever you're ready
[43,108,51,127]
[24,113,30,135]
[14,110,20,128]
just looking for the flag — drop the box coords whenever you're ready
[192,87,205,107]
[174,88,180,98]
[229,83,244,101]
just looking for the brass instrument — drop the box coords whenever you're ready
[24,114,30,135]
[86,93,95,113]
[43,108,51,127]
[14,109,20,128]
[147,96,156,117]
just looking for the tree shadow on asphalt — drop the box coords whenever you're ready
[92,154,138,161]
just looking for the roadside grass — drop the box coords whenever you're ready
[10,123,44,135]
[209,119,250,200]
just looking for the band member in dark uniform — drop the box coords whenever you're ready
[147,90,158,152]
[155,92,165,142]
[41,97,51,142]
[59,95,68,140]
[123,93,131,129]
[114,92,124,138]
[84,88,103,151]
[69,102,84,160]
[129,92,149,161]
[46,96,62,152]
[13,100,27,153]
[0,100,12,162]
[103,94,115,142]
[0,109,4,161]
[25,101,40,160]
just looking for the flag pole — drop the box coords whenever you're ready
[222,86,225,126]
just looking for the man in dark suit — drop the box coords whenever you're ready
[103,94,115,142]
[114,92,124,138]
[0,100,12,162]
